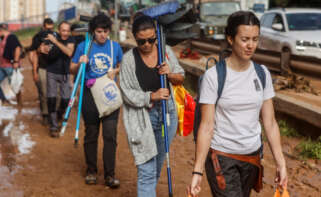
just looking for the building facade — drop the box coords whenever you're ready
[0,0,46,24]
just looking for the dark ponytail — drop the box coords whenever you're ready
[220,11,260,59]
[225,11,260,38]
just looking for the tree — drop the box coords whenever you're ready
[100,0,114,10]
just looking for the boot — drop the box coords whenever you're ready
[42,115,49,126]
[49,112,59,138]
[57,98,69,122]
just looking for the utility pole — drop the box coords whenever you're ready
[114,0,119,40]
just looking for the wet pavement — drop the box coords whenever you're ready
[0,106,38,197]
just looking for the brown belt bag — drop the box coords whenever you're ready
[210,149,263,192]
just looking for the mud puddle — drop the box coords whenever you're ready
[0,121,24,197]
[0,106,38,197]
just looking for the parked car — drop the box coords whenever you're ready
[258,8,321,73]
[198,1,241,41]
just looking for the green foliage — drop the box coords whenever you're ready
[100,0,113,9]
[15,26,41,41]
[297,137,321,160]
[278,120,300,137]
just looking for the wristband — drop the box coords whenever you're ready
[192,171,203,176]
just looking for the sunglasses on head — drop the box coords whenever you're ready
[136,37,157,46]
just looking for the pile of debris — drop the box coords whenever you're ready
[179,48,200,59]
[273,74,319,95]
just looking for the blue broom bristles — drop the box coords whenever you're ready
[142,0,180,18]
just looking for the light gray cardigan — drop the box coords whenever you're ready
[119,46,185,165]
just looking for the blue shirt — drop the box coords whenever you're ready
[72,39,123,81]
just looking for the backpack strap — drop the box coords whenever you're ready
[253,62,266,89]
[110,40,114,68]
[215,59,227,105]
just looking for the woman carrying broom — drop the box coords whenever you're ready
[119,14,184,197]
[70,13,123,188]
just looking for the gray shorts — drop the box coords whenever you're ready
[47,72,71,99]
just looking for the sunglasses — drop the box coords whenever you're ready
[136,37,157,46]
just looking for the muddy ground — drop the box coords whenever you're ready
[0,54,321,197]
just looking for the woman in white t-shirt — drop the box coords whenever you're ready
[188,11,288,197]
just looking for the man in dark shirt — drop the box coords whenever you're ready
[29,18,54,125]
[39,21,75,137]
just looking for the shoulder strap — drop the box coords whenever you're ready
[110,40,114,68]
[253,62,266,89]
[215,59,227,105]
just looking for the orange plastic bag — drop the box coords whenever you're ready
[173,85,196,136]
[274,188,290,197]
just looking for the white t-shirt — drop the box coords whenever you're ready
[199,62,275,154]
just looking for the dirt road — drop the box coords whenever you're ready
[0,56,320,197]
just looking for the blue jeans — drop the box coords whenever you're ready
[0,67,13,100]
[137,97,177,197]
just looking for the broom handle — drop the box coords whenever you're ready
[75,32,92,146]
[157,22,173,197]
[60,34,93,137]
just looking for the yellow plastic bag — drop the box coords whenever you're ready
[172,85,196,136]
[274,188,290,197]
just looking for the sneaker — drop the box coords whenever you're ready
[105,176,120,189]
[85,173,97,185]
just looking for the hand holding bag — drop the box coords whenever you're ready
[90,40,122,118]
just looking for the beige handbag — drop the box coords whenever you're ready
[90,40,122,118]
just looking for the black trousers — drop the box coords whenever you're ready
[82,86,119,179]
[205,150,259,197]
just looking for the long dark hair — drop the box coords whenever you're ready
[132,14,155,38]
[220,11,260,59]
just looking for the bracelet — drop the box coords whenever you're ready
[192,171,203,176]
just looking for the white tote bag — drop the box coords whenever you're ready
[90,40,122,118]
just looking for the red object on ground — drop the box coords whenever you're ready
[179,48,200,59]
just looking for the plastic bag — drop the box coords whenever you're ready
[0,77,16,100]
[274,188,290,197]
[173,85,196,136]
[10,68,23,94]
